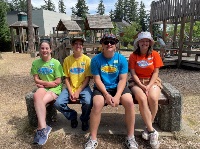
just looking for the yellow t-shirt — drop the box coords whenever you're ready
[63,54,92,93]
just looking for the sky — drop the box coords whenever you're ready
[31,0,153,15]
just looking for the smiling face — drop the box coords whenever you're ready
[72,39,83,53]
[102,39,116,52]
[138,38,151,50]
[39,42,52,60]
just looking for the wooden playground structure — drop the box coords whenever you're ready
[149,0,200,68]
[10,12,39,53]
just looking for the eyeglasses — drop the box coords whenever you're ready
[103,40,116,45]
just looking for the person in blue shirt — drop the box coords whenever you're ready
[84,34,138,149]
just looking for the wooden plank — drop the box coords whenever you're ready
[182,50,200,54]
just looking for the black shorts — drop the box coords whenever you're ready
[93,86,131,97]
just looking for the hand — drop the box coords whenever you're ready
[145,85,151,96]
[112,96,120,107]
[104,94,114,106]
[36,84,44,88]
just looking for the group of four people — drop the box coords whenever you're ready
[31,31,163,149]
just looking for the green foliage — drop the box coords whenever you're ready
[7,0,27,11]
[96,0,105,15]
[72,0,89,18]
[41,0,55,11]
[120,22,140,43]
[124,0,138,23]
[114,0,123,20]
[138,1,147,31]
[0,0,11,51]
[58,0,66,14]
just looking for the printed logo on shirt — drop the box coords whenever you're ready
[114,60,118,64]
[70,67,84,74]
[81,62,86,66]
[38,67,53,75]
[137,60,149,68]
[101,65,117,74]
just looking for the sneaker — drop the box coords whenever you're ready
[149,130,160,149]
[85,137,98,149]
[125,136,138,149]
[82,121,89,131]
[33,125,52,145]
[142,127,150,140]
[71,119,78,128]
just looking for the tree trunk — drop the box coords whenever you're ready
[27,0,35,57]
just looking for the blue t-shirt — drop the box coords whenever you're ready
[91,52,128,89]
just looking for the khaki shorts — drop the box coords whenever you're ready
[128,77,163,89]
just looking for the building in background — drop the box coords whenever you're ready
[7,9,71,37]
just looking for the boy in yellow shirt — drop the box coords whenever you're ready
[54,37,92,131]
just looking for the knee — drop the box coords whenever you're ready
[54,98,62,108]
[137,96,148,107]
[91,103,103,114]
[148,97,158,105]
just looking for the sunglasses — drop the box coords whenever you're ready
[103,40,116,45]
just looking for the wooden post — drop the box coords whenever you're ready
[172,18,178,48]
[188,16,194,57]
[163,20,167,42]
[10,28,16,53]
[177,16,186,68]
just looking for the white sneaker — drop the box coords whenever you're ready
[85,137,98,149]
[149,130,160,149]
[142,127,150,140]
[125,136,138,149]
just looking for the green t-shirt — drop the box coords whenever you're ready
[31,58,64,95]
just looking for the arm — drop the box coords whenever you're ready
[111,73,128,107]
[64,77,74,101]
[130,69,146,91]
[33,74,60,88]
[93,75,114,106]
[146,68,159,90]
[73,76,90,99]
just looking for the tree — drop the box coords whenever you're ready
[41,0,55,11]
[27,0,35,55]
[138,1,147,31]
[71,0,89,18]
[123,0,139,23]
[114,0,124,20]
[58,0,66,14]
[96,0,105,15]
[109,9,115,20]
[120,22,141,44]
[0,0,11,51]
[8,0,27,11]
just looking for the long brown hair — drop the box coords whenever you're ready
[133,45,153,57]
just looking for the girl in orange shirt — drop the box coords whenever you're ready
[128,32,163,149]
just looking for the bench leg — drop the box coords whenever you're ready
[156,83,182,131]
[25,91,57,127]
[195,55,199,62]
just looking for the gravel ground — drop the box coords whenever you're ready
[0,52,199,149]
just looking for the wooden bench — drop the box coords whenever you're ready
[182,50,200,62]
[25,83,182,132]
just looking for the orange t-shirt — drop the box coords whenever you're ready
[128,50,163,78]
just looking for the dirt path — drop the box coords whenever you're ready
[0,52,199,148]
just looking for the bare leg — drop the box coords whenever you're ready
[148,85,161,122]
[90,95,105,140]
[120,93,136,137]
[34,89,56,129]
[131,86,154,132]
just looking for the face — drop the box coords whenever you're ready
[138,38,151,49]
[39,42,51,58]
[72,40,83,52]
[102,39,116,51]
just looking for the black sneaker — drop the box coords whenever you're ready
[82,121,89,131]
[71,119,78,128]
